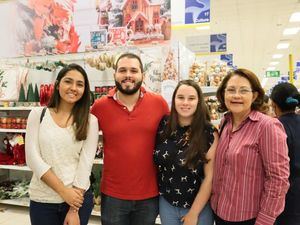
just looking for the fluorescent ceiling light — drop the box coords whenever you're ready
[277,43,289,49]
[283,27,300,35]
[289,12,300,22]
[196,25,210,30]
[270,61,279,66]
[266,67,276,71]
[272,54,283,59]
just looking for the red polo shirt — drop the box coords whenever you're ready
[91,87,169,200]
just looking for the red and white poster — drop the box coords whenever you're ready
[0,0,171,57]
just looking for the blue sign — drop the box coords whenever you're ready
[185,0,210,24]
[220,54,233,66]
[210,33,227,52]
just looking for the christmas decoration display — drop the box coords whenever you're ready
[188,61,230,87]
[18,84,26,102]
[0,180,29,200]
[162,50,178,81]
[34,84,40,102]
[207,61,229,86]
[188,62,207,86]
[0,134,25,165]
[94,86,115,100]
[27,83,35,103]
[86,53,117,71]
[0,117,27,129]
[40,84,54,106]
[205,96,221,121]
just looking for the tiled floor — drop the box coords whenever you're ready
[0,204,100,225]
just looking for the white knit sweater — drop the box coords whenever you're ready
[25,107,99,203]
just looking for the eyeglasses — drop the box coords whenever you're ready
[225,87,253,95]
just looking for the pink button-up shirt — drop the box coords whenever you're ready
[211,110,290,225]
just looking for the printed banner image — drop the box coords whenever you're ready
[185,0,210,24]
[6,0,172,57]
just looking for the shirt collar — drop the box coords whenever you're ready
[108,87,146,100]
[224,110,260,122]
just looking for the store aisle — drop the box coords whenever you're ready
[0,204,100,225]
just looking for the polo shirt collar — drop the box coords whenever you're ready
[224,110,260,122]
[108,87,146,100]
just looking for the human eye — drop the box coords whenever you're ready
[226,88,236,94]
[63,79,72,84]
[118,68,126,73]
[240,88,252,94]
[77,82,84,87]
[131,68,138,73]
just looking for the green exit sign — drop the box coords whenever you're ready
[266,71,280,77]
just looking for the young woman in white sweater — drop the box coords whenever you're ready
[25,64,98,225]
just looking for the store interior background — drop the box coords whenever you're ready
[171,0,300,90]
[0,0,300,225]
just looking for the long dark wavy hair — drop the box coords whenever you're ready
[48,63,91,141]
[161,80,212,169]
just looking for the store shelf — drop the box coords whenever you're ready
[0,107,35,111]
[0,165,31,171]
[0,198,30,207]
[0,129,26,133]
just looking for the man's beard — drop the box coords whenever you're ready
[115,80,143,95]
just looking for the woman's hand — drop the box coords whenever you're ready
[181,211,198,225]
[60,187,83,211]
[63,209,80,225]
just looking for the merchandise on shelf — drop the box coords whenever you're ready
[0,180,29,200]
[0,117,27,129]
[0,134,25,166]
[86,53,117,71]
[39,84,54,106]
[93,86,115,100]
[162,50,178,81]
[207,61,230,87]
[205,96,221,121]
[188,60,231,87]
[188,62,207,86]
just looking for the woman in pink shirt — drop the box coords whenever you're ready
[211,68,290,225]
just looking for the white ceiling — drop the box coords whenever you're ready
[172,0,300,88]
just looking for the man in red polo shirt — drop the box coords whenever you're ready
[91,53,169,225]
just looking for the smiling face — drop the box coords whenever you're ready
[224,75,258,117]
[114,57,144,95]
[175,84,199,125]
[58,70,85,106]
